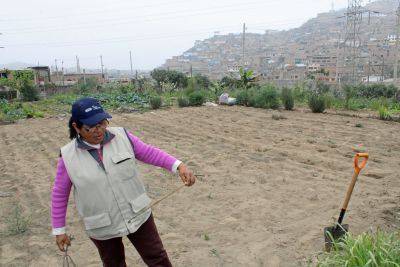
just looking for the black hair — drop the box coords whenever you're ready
[68,117,83,140]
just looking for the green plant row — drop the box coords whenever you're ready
[317,230,400,267]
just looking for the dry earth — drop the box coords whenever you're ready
[0,105,399,267]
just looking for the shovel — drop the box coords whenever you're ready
[324,152,368,251]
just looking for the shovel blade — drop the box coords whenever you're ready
[324,224,349,251]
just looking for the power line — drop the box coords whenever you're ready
[0,0,286,24]
[4,18,318,48]
[2,1,289,34]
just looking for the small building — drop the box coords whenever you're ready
[51,73,104,86]
[28,66,51,86]
[0,69,17,100]
[0,69,9,79]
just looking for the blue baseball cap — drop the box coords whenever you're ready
[71,97,112,126]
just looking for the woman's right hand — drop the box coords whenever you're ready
[56,233,71,252]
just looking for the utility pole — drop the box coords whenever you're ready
[76,56,81,74]
[83,69,86,85]
[55,59,59,86]
[130,51,134,85]
[0,33,4,49]
[61,60,65,87]
[100,55,104,83]
[242,23,246,67]
[129,51,133,77]
[394,2,400,83]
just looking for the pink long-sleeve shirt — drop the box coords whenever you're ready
[51,131,180,233]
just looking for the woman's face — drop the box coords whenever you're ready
[73,120,108,145]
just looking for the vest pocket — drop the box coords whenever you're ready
[129,193,152,213]
[111,152,135,180]
[111,151,133,164]
[83,213,112,230]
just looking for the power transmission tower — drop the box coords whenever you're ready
[341,0,364,85]
[393,2,400,84]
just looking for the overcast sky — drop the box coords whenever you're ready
[0,0,350,71]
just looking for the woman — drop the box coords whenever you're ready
[51,97,196,267]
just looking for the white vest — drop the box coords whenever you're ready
[61,127,152,240]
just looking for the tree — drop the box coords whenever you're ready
[220,76,240,89]
[167,70,188,88]
[239,67,255,89]
[75,77,98,94]
[151,69,188,91]
[11,70,38,101]
[150,69,169,90]
[193,74,210,90]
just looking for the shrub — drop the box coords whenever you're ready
[149,96,162,109]
[188,91,206,106]
[20,82,39,101]
[317,230,400,267]
[293,84,310,103]
[281,88,294,110]
[177,97,189,107]
[252,86,280,109]
[308,93,325,113]
[235,90,250,106]
[324,94,335,109]
[343,84,356,109]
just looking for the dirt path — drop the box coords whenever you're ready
[1,106,399,266]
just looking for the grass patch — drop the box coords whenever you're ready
[378,106,392,121]
[354,123,363,128]
[316,230,400,267]
[5,204,31,236]
[177,96,190,107]
[272,113,287,120]
[149,96,162,109]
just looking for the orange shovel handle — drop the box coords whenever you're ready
[354,153,368,174]
[341,153,369,212]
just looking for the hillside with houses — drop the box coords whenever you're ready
[162,0,399,86]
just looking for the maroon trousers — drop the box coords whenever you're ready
[90,214,172,267]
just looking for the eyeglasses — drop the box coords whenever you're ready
[82,120,109,133]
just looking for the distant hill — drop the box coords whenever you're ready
[0,62,34,70]
[162,0,399,81]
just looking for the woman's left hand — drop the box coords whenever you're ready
[177,163,196,186]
